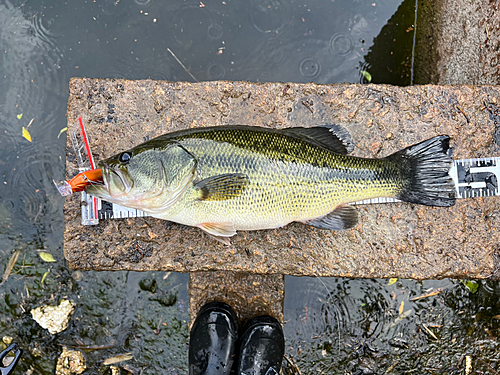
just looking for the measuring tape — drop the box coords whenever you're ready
[65,119,499,225]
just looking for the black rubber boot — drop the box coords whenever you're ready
[189,302,239,375]
[236,316,284,375]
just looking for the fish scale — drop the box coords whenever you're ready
[162,134,401,230]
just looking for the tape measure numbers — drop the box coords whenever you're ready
[451,157,499,198]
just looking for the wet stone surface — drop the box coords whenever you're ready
[65,78,500,280]
[189,271,284,325]
[416,0,500,85]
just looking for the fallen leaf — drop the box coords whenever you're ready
[409,287,445,301]
[22,127,32,142]
[39,252,56,262]
[57,127,67,138]
[461,280,479,294]
[388,278,398,286]
[41,270,50,285]
[1,250,21,285]
[391,290,397,300]
[387,309,412,329]
[399,300,404,315]
[103,353,133,366]
[492,315,500,320]
[17,113,23,119]
[361,70,372,83]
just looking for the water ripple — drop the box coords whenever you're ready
[299,57,321,79]
[1,149,64,231]
[207,24,223,40]
[0,3,66,239]
[260,37,288,67]
[99,35,172,80]
[133,0,154,7]
[330,33,355,57]
[171,5,214,47]
[250,0,291,34]
[100,0,126,16]
[0,3,67,140]
[206,63,226,80]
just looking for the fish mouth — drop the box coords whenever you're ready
[86,162,134,201]
[102,162,134,197]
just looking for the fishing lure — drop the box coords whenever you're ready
[54,169,103,196]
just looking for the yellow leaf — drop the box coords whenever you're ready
[57,127,68,138]
[103,353,133,365]
[41,270,50,285]
[388,278,398,285]
[39,252,56,262]
[399,300,404,315]
[17,113,23,119]
[22,127,32,142]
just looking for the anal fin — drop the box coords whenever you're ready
[303,205,358,230]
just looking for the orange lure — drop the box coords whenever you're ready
[68,169,103,192]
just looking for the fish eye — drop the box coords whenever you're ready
[119,152,132,164]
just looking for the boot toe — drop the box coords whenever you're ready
[237,316,284,375]
[189,302,239,375]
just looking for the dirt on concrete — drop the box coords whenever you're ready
[64,78,500,280]
[415,0,500,85]
[189,272,284,326]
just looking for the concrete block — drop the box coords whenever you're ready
[189,272,284,326]
[64,78,500,280]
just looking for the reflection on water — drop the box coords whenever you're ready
[0,0,67,247]
[284,277,500,373]
[0,0,496,373]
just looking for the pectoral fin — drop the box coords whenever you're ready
[195,173,249,201]
[303,205,358,230]
[198,222,237,245]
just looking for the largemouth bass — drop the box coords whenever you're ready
[86,125,456,243]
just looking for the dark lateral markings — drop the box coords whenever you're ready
[83,157,500,224]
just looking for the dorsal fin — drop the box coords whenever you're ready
[281,125,354,155]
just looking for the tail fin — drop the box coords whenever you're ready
[388,136,456,207]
